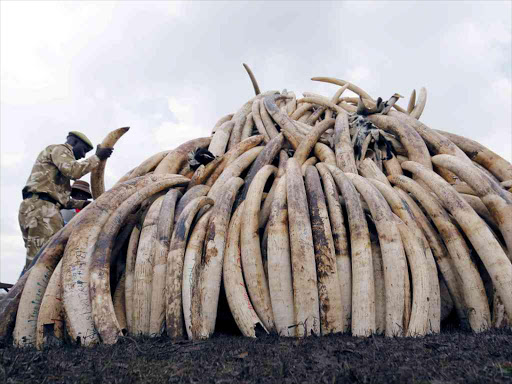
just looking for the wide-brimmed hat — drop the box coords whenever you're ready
[68,131,94,151]
[72,180,92,198]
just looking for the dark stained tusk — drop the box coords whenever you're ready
[243,63,261,96]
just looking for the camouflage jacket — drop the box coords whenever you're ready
[23,144,100,209]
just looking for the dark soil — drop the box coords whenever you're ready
[1,328,511,384]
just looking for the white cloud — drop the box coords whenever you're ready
[477,77,512,161]
[152,95,211,147]
[0,2,116,104]
[1,151,25,168]
[441,19,511,74]
[490,77,512,106]
[342,1,392,15]
[153,120,207,149]
[344,66,372,88]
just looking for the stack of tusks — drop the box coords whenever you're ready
[1,68,511,349]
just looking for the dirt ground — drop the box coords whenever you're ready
[1,326,511,384]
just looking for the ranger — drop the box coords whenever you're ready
[18,131,113,271]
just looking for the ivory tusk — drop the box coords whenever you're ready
[304,166,344,334]
[241,166,278,332]
[326,165,375,336]
[199,177,245,337]
[91,127,130,199]
[344,172,406,337]
[242,63,261,96]
[223,202,268,337]
[166,196,214,338]
[389,174,490,331]
[286,159,320,336]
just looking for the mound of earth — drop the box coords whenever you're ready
[1,328,511,383]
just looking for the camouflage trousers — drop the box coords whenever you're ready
[18,196,64,270]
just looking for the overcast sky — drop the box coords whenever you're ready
[1,1,511,283]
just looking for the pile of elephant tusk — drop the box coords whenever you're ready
[2,65,512,349]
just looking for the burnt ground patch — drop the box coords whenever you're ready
[1,328,511,384]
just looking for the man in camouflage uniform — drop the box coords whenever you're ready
[19,131,113,270]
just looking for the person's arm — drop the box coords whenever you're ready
[51,145,101,180]
[65,199,90,210]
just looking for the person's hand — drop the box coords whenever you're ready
[96,145,113,160]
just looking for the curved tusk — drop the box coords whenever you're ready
[149,189,182,335]
[15,178,151,347]
[407,89,416,114]
[0,270,31,342]
[388,174,490,331]
[368,114,432,172]
[402,161,512,325]
[394,187,467,326]
[326,165,375,336]
[242,63,261,96]
[91,127,130,199]
[285,91,297,116]
[112,274,127,334]
[252,100,271,143]
[263,94,301,149]
[311,77,374,101]
[166,196,214,338]
[286,158,320,336]
[192,135,263,190]
[116,150,170,185]
[334,110,357,174]
[381,93,404,115]
[267,176,295,336]
[235,133,284,208]
[316,164,352,332]
[304,166,344,335]
[241,166,278,332]
[183,210,212,339]
[240,112,255,141]
[435,130,512,182]
[383,153,403,176]
[313,142,336,165]
[35,260,64,349]
[290,103,313,121]
[325,83,350,120]
[208,121,235,157]
[132,196,165,336]
[294,119,334,166]
[226,91,277,151]
[409,87,427,120]
[90,176,189,343]
[199,177,245,338]
[207,146,263,203]
[175,185,210,225]
[125,225,141,334]
[260,97,280,139]
[369,179,438,335]
[432,154,512,259]
[154,137,211,175]
[358,158,392,187]
[344,172,407,337]
[223,202,268,337]
[211,113,234,136]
